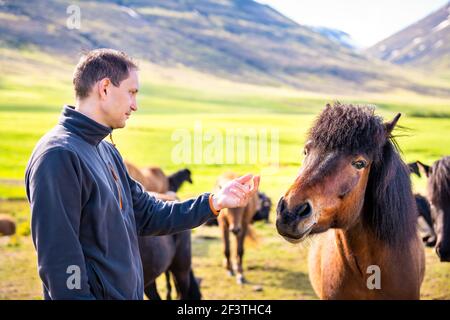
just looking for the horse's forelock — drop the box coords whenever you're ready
[308,102,386,158]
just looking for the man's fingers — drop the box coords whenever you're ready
[232,182,250,194]
[235,174,253,185]
[229,188,245,200]
[222,174,261,208]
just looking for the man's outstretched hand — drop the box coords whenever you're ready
[212,174,261,211]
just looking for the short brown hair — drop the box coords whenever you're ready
[73,48,138,99]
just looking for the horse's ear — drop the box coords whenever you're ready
[185,168,193,183]
[416,160,431,178]
[384,113,401,135]
[408,162,421,177]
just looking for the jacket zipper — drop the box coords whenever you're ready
[109,163,123,211]
[95,145,123,212]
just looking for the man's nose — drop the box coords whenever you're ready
[131,100,138,112]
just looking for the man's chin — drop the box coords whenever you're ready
[112,122,126,129]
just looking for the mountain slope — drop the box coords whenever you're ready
[0,0,448,95]
[367,2,450,75]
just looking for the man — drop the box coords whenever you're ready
[25,48,260,300]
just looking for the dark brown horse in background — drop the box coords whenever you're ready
[125,160,201,299]
[276,103,425,299]
[216,172,259,285]
[414,157,450,262]
[138,208,201,300]
[408,162,437,247]
[138,192,201,300]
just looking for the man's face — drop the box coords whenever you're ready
[101,69,139,129]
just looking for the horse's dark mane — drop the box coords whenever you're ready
[364,140,416,247]
[429,156,450,208]
[309,102,417,247]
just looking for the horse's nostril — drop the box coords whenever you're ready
[276,197,286,214]
[295,202,311,218]
[277,198,311,219]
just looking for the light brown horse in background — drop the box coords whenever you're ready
[276,103,425,299]
[125,160,169,193]
[215,172,259,285]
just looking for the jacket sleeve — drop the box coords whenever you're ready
[124,168,218,236]
[25,148,95,300]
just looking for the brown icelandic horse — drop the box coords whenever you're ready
[415,157,450,262]
[216,172,259,285]
[125,160,169,193]
[276,103,425,299]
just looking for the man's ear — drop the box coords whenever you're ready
[416,160,431,178]
[98,78,110,100]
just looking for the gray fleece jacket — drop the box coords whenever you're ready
[25,105,217,300]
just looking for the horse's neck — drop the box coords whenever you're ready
[331,214,423,299]
[173,176,185,190]
[333,221,388,277]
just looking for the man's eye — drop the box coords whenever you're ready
[352,160,367,170]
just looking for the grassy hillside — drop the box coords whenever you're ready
[0,49,449,198]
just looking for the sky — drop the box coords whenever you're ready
[255,0,449,48]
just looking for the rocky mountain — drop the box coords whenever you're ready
[367,2,450,75]
[0,0,447,94]
[311,26,357,49]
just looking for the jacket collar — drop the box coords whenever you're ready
[59,105,112,146]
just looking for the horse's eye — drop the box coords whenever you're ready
[304,147,308,156]
[352,160,367,170]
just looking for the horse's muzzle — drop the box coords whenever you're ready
[276,197,314,243]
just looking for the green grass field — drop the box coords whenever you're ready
[0,50,449,299]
